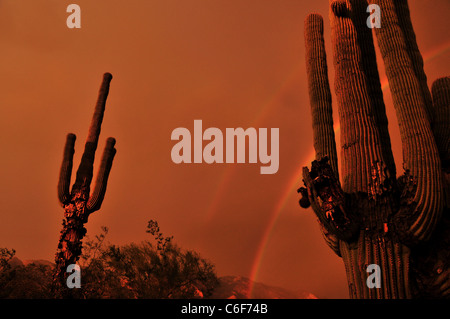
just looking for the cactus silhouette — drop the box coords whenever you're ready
[53,73,117,292]
[298,0,449,298]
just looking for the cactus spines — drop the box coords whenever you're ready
[299,0,449,298]
[53,73,117,292]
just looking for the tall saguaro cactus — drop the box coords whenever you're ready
[53,73,117,292]
[298,0,449,298]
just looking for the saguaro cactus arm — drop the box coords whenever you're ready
[369,0,433,123]
[304,13,339,178]
[57,133,76,205]
[431,77,450,208]
[302,13,342,254]
[87,72,112,145]
[431,77,450,173]
[87,137,117,213]
[72,73,113,193]
[328,0,395,194]
[371,0,443,244]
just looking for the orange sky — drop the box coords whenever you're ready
[0,0,449,298]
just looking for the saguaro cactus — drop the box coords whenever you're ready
[53,73,117,292]
[298,0,449,298]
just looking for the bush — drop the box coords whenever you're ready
[0,221,219,299]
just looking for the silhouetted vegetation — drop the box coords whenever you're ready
[0,220,219,299]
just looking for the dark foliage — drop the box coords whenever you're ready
[0,221,219,299]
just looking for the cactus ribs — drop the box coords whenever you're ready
[298,0,449,298]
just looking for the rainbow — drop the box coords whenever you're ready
[247,122,340,298]
[203,61,304,223]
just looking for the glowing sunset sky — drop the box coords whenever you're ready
[0,0,448,298]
